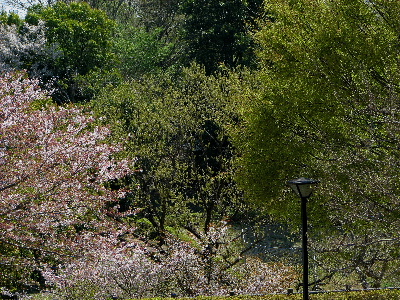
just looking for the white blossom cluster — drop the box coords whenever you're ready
[0,20,60,77]
[42,230,296,300]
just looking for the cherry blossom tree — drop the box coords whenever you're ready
[0,71,296,297]
[0,20,60,79]
[43,225,296,300]
[0,71,133,292]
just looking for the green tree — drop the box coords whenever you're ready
[89,0,185,76]
[93,64,245,242]
[134,0,182,32]
[25,2,116,102]
[232,0,400,288]
[113,25,175,79]
[0,11,22,25]
[180,0,261,73]
[127,0,186,75]
[90,64,280,291]
[82,0,137,23]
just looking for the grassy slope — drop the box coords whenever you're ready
[147,290,400,300]
[30,289,400,299]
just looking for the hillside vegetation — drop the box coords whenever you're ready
[1,0,400,298]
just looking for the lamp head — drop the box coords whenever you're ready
[287,177,319,198]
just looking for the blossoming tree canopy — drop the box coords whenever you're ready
[0,71,133,276]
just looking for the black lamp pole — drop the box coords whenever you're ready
[287,177,319,300]
[301,192,309,300]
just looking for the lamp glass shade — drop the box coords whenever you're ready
[287,177,319,198]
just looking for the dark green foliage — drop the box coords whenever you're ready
[89,0,185,77]
[133,0,182,32]
[180,0,261,73]
[113,25,176,79]
[83,0,138,23]
[128,0,187,75]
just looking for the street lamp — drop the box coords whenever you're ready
[287,177,319,300]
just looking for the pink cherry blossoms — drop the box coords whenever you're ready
[0,71,133,288]
[0,71,296,298]
[43,229,296,300]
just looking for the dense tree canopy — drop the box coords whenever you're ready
[85,64,296,299]
[180,0,261,73]
[92,64,245,241]
[27,2,114,75]
[23,2,116,102]
[2,0,400,295]
[232,0,400,287]
[113,25,176,79]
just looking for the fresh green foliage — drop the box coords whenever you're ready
[26,2,115,76]
[92,64,245,241]
[90,0,185,77]
[113,25,175,79]
[24,2,116,102]
[235,0,400,207]
[0,11,22,25]
[231,0,400,289]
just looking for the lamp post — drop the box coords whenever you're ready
[287,177,319,300]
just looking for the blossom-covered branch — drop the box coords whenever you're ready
[0,71,133,290]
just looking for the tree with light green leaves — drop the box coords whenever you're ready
[231,0,400,289]
[89,65,278,287]
[112,25,176,79]
[92,64,243,240]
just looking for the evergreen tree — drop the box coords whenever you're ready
[180,0,261,73]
